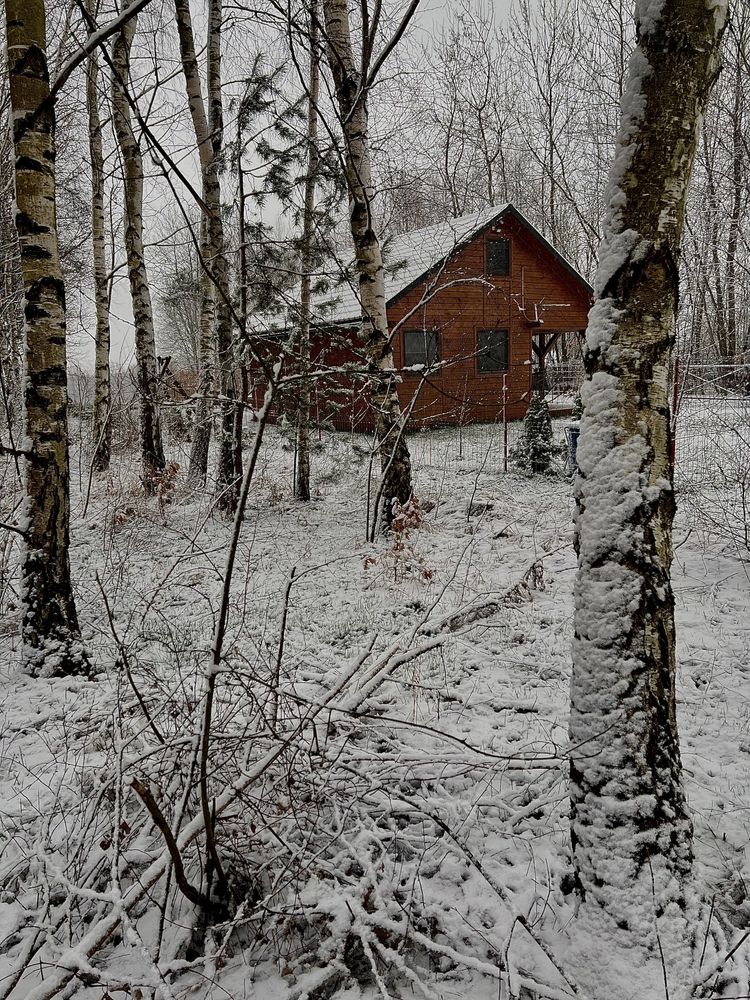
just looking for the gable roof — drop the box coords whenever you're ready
[312,202,593,328]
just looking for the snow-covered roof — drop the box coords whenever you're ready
[312,204,509,327]
[310,203,591,328]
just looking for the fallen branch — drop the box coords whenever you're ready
[17,640,377,1000]
[420,558,545,636]
[16,554,544,998]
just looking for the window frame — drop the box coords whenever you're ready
[476,328,509,375]
[486,238,511,277]
[402,327,440,374]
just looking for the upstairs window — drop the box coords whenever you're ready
[477,329,509,373]
[486,239,510,276]
[403,329,439,371]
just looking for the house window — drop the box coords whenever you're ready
[477,329,509,373]
[486,239,510,276]
[403,329,439,370]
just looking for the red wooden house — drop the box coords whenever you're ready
[261,203,593,431]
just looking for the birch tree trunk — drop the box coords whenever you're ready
[0,110,23,429]
[174,0,214,483]
[207,0,239,513]
[111,3,165,492]
[5,0,89,676]
[295,2,320,503]
[188,220,215,482]
[569,0,726,994]
[322,0,412,526]
[86,0,112,473]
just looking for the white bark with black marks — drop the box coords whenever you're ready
[86,0,111,473]
[111,0,166,491]
[322,0,412,526]
[207,0,239,512]
[173,0,216,484]
[5,0,89,676]
[295,2,320,503]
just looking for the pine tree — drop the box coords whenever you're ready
[511,395,559,475]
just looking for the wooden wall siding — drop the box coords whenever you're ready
[332,213,591,430]
[250,212,592,432]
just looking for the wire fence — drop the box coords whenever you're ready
[672,363,750,552]
[674,394,750,489]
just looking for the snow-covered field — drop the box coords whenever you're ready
[0,422,749,999]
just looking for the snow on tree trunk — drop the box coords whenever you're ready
[569,0,726,994]
[86,1,112,474]
[295,2,320,503]
[6,0,89,676]
[321,0,412,526]
[111,2,166,493]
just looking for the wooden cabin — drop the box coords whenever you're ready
[255,203,593,431]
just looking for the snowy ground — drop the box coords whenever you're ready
[0,421,749,999]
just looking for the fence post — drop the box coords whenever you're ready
[670,354,680,471]
[502,373,508,473]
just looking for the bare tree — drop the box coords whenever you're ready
[321,0,414,526]
[207,0,241,512]
[86,0,112,473]
[570,0,727,993]
[5,0,89,675]
[294,2,320,503]
[173,0,220,485]
[111,0,166,492]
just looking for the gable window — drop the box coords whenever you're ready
[477,329,509,373]
[486,239,510,277]
[403,329,439,371]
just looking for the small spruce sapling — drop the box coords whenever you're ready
[511,395,563,475]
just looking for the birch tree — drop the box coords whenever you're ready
[86,0,111,473]
[111,0,166,492]
[172,0,238,493]
[321,0,414,526]
[207,0,240,512]
[294,3,320,503]
[174,0,215,483]
[569,0,727,994]
[5,0,89,675]
[0,90,23,429]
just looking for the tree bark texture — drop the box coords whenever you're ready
[295,3,320,503]
[5,0,89,676]
[86,0,112,473]
[322,0,412,526]
[173,0,215,484]
[0,119,24,428]
[569,0,726,994]
[111,3,165,491]
[207,0,239,513]
[175,0,236,504]
[188,219,215,483]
